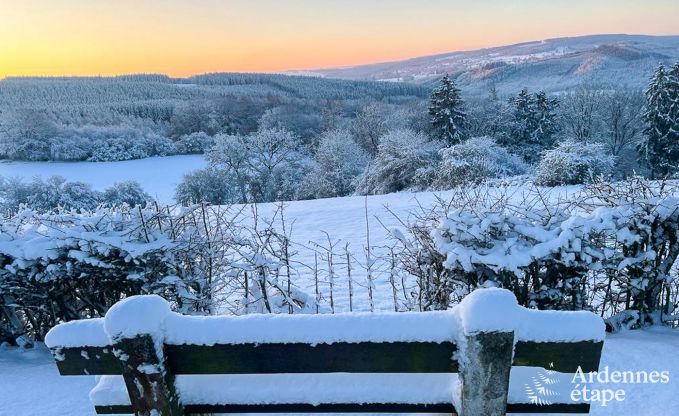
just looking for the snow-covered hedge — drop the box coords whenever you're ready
[434,179,679,328]
[0,206,214,341]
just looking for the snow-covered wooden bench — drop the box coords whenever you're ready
[45,288,605,416]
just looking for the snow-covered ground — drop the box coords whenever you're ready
[0,155,206,203]
[1,327,677,416]
[1,156,677,414]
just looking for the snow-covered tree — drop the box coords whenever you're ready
[205,133,251,203]
[297,129,370,199]
[559,86,604,143]
[638,63,679,178]
[503,88,559,163]
[175,167,239,205]
[535,139,613,186]
[351,102,388,155]
[432,137,527,189]
[429,75,468,145]
[0,109,56,161]
[600,89,644,175]
[205,128,309,203]
[358,129,440,194]
[245,128,309,202]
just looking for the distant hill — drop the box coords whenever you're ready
[303,34,679,95]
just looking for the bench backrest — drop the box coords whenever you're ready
[46,289,605,416]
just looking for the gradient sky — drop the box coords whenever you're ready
[1,0,678,78]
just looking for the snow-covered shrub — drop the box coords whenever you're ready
[431,137,527,189]
[87,133,176,162]
[175,167,240,205]
[0,176,101,214]
[297,129,370,199]
[535,139,614,186]
[48,135,92,161]
[358,129,440,194]
[0,176,152,214]
[101,181,151,207]
[0,201,317,343]
[174,131,215,154]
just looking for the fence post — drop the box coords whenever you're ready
[105,295,185,416]
[113,334,184,416]
[459,330,514,416]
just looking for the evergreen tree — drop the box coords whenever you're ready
[639,63,679,178]
[503,88,559,164]
[533,90,560,145]
[428,75,468,145]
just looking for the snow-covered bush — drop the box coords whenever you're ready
[175,167,240,205]
[174,132,215,154]
[101,181,151,207]
[535,139,614,186]
[0,176,100,214]
[431,137,527,189]
[358,129,440,194]
[87,132,176,162]
[297,129,370,199]
[0,176,151,214]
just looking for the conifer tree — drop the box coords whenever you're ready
[534,90,560,145]
[639,63,679,178]
[503,88,559,163]
[429,75,468,145]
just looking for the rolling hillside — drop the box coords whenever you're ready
[306,34,679,95]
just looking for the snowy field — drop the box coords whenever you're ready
[2,327,677,416]
[0,155,207,203]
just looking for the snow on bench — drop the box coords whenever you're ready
[45,288,605,416]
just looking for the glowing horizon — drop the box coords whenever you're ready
[1,0,678,78]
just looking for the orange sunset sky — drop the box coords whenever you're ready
[1,0,678,78]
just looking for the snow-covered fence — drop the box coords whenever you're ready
[45,288,605,416]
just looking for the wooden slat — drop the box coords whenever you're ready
[165,341,458,374]
[513,341,603,373]
[507,402,591,413]
[53,341,457,376]
[95,403,458,414]
[52,346,122,376]
[96,402,592,415]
